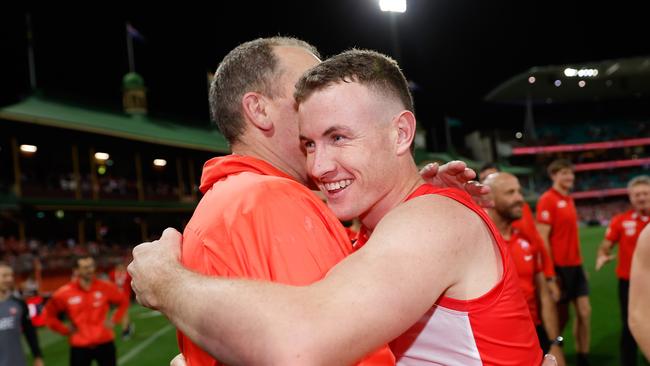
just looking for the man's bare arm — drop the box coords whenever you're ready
[536,223,552,258]
[130,196,485,365]
[595,239,616,271]
[629,225,650,358]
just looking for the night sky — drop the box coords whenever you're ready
[2,1,648,147]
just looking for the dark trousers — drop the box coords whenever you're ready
[619,279,640,366]
[70,341,116,366]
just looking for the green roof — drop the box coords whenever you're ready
[0,96,230,153]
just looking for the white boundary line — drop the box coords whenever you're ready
[117,324,174,365]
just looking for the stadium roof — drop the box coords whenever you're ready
[0,96,230,153]
[485,55,650,105]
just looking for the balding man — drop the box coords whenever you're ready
[484,172,566,365]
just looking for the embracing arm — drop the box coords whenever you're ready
[420,161,491,206]
[130,196,477,365]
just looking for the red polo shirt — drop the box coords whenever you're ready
[606,209,650,279]
[536,188,582,266]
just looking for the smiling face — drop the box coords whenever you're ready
[629,182,650,214]
[551,167,575,192]
[490,173,525,223]
[76,257,96,282]
[299,82,400,222]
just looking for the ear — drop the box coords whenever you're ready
[242,92,273,131]
[394,110,416,156]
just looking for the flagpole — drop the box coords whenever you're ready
[26,13,37,90]
[126,23,135,72]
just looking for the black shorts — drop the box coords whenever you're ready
[555,265,589,303]
[70,341,116,366]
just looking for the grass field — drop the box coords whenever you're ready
[24,305,179,365]
[24,226,648,365]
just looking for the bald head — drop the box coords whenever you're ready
[485,172,525,223]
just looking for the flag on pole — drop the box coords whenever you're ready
[126,23,145,42]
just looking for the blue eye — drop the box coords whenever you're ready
[333,135,345,142]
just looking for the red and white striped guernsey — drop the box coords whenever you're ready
[359,184,542,365]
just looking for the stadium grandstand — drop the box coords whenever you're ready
[4,4,650,366]
[482,55,650,226]
[0,72,228,294]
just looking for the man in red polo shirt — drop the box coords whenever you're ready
[484,172,566,365]
[479,163,559,300]
[44,256,128,366]
[596,175,650,366]
[536,159,591,366]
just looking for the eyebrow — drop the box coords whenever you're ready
[299,125,354,141]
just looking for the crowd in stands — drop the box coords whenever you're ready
[533,120,649,146]
[576,199,630,226]
[9,171,181,200]
[0,235,131,275]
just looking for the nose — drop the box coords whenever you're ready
[307,144,336,181]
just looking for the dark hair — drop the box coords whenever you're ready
[209,37,320,144]
[294,49,414,151]
[294,49,414,114]
[480,162,500,175]
[547,159,573,176]
[74,255,95,268]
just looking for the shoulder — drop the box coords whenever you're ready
[538,190,555,204]
[610,212,626,225]
[92,279,118,292]
[207,173,316,210]
[376,194,487,249]
[9,296,27,307]
[52,283,74,298]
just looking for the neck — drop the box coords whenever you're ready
[0,289,9,301]
[79,277,93,290]
[552,183,569,196]
[360,162,424,232]
[637,208,650,217]
[489,211,513,239]
[231,140,306,184]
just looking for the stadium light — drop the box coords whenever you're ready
[554,80,562,87]
[20,144,37,153]
[564,68,577,77]
[528,76,536,84]
[379,0,406,13]
[153,159,167,167]
[578,80,586,88]
[95,152,110,161]
[564,67,598,78]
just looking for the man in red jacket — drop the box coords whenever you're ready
[44,256,129,366]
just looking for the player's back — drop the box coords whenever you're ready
[178,155,395,365]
